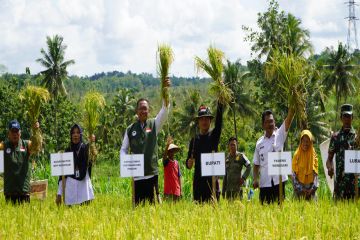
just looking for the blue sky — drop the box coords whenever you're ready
[0,0,353,77]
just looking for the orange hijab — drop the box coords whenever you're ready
[292,130,318,184]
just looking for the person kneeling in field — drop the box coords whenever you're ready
[292,130,319,200]
[163,138,181,202]
[56,124,96,206]
[0,120,41,204]
[222,137,251,200]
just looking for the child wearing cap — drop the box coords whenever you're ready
[163,138,181,201]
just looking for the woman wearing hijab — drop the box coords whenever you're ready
[55,124,96,206]
[292,130,319,200]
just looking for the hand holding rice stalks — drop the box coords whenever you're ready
[157,44,174,106]
[20,85,50,153]
[195,46,233,105]
[82,91,106,164]
[265,50,310,128]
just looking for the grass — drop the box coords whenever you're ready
[0,156,358,239]
[0,193,359,239]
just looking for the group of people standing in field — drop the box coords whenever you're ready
[1,78,359,206]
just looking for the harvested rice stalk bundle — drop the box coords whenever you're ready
[157,44,174,106]
[195,45,233,105]
[19,85,50,153]
[265,50,309,128]
[82,91,105,164]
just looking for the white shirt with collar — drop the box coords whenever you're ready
[253,121,288,188]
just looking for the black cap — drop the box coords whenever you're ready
[341,104,353,116]
[196,105,214,119]
[8,120,21,130]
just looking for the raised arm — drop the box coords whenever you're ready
[212,102,224,146]
[284,107,295,132]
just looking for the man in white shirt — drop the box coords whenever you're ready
[253,108,294,204]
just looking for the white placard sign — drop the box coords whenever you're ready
[51,152,74,176]
[345,150,360,173]
[201,152,225,176]
[0,150,3,174]
[120,154,144,177]
[268,151,292,176]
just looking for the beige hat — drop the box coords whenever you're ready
[167,143,180,152]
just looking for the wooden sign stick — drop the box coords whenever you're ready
[62,175,66,204]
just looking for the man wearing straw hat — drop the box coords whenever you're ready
[163,139,181,201]
[252,108,294,204]
[326,104,357,200]
[0,120,40,204]
[186,103,223,203]
[120,78,170,205]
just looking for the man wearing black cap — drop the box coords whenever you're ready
[186,103,223,202]
[327,104,357,200]
[0,120,40,204]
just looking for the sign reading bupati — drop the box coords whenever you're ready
[120,154,144,177]
[51,152,74,176]
[345,150,360,173]
[201,152,225,176]
[0,150,3,174]
[268,152,292,175]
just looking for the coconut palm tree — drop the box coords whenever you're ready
[322,42,359,116]
[223,59,256,139]
[36,34,75,150]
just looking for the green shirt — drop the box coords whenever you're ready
[127,119,158,176]
[3,139,31,195]
[223,152,251,193]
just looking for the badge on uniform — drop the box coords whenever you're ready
[236,156,240,161]
[145,128,152,133]
[20,147,26,152]
[132,131,137,136]
[6,148,11,154]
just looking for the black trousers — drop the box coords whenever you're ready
[5,194,30,204]
[259,181,286,204]
[134,175,158,205]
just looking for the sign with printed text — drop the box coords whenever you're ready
[201,152,225,176]
[0,150,3,174]
[345,150,360,173]
[51,152,74,176]
[120,154,144,177]
[268,151,292,175]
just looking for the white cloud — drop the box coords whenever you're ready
[0,0,355,76]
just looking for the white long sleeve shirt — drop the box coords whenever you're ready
[253,121,288,188]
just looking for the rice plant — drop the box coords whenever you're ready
[195,46,233,105]
[157,44,174,106]
[82,91,106,163]
[265,49,310,129]
[19,85,50,153]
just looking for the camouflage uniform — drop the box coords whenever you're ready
[328,127,356,200]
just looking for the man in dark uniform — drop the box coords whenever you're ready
[186,103,223,203]
[0,120,40,204]
[327,104,357,200]
[222,137,251,200]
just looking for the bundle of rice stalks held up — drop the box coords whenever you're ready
[157,44,174,106]
[20,85,50,153]
[82,91,106,164]
[265,50,310,128]
[195,45,233,105]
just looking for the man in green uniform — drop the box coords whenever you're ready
[326,104,357,200]
[0,120,39,204]
[222,137,251,200]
